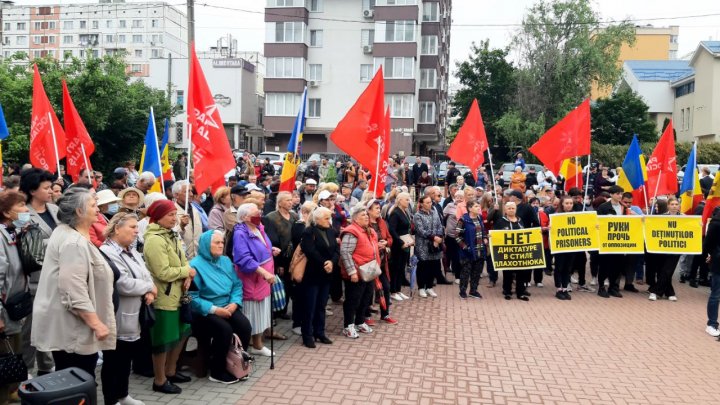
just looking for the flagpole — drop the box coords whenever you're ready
[80,144,92,185]
[582,154,591,211]
[185,122,192,213]
[650,171,662,215]
[575,155,579,189]
[642,185,650,214]
[150,108,165,195]
[373,138,381,197]
[47,112,62,179]
[487,150,499,207]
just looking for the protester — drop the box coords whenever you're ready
[143,199,195,394]
[595,186,632,298]
[190,230,252,384]
[172,180,202,260]
[366,199,397,324]
[32,188,116,378]
[414,195,443,298]
[51,182,63,203]
[135,172,156,194]
[510,167,526,193]
[118,187,145,214]
[224,185,250,232]
[444,190,465,281]
[479,193,500,287]
[387,192,413,301]
[100,213,156,405]
[552,196,576,300]
[648,198,681,302]
[455,200,486,299]
[495,201,530,301]
[208,186,232,231]
[90,189,120,247]
[704,206,720,337]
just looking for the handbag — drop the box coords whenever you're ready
[139,301,156,329]
[226,333,253,379]
[0,336,28,385]
[358,260,382,282]
[270,276,286,312]
[179,293,193,324]
[289,245,307,283]
[3,291,32,321]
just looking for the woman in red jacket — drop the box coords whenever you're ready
[365,200,398,325]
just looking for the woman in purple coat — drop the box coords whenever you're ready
[233,203,280,357]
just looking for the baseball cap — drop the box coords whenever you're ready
[305,178,317,185]
[318,190,332,201]
[246,183,262,192]
[230,185,250,196]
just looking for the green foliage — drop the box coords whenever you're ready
[494,110,546,153]
[0,53,173,175]
[591,90,658,144]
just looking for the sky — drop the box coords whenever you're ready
[12,0,720,74]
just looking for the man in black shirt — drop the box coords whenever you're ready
[445,162,461,187]
[411,157,429,186]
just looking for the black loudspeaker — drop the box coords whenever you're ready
[19,367,96,405]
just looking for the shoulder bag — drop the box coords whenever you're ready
[289,245,307,283]
[226,333,253,379]
[0,335,27,385]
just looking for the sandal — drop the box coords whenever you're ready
[264,332,287,340]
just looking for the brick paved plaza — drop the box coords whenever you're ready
[112,275,720,405]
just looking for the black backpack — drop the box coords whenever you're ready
[18,223,46,275]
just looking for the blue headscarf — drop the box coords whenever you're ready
[189,230,243,315]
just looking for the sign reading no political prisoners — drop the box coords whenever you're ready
[644,215,702,254]
[598,216,645,254]
[489,228,546,271]
[549,212,599,253]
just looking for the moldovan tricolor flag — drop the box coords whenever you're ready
[447,99,488,179]
[139,108,162,179]
[617,134,648,209]
[703,174,720,232]
[529,99,591,174]
[646,121,678,198]
[62,80,94,182]
[30,64,66,173]
[680,142,703,215]
[186,43,235,192]
[559,158,583,192]
[279,87,307,192]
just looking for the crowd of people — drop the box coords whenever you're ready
[0,151,718,404]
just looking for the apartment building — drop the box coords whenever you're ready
[0,0,187,77]
[262,0,451,156]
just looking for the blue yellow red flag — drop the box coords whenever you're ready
[280,87,308,192]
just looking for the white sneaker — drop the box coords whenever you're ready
[454,279,460,285]
[249,346,275,357]
[604,280,609,287]
[706,325,720,337]
[570,276,579,284]
[291,326,301,335]
[325,306,333,316]
[668,296,678,302]
[648,293,657,301]
[118,395,145,405]
[566,285,573,292]
[590,277,597,286]
[357,323,374,334]
[398,292,410,300]
[426,288,438,298]
[343,324,359,339]
[418,288,428,298]
[391,293,403,301]
[536,283,544,288]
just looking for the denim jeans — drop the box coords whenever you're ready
[707,273,720,328]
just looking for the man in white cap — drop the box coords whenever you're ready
[301,178,317,204]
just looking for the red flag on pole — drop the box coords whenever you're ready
[447,99,488,178]
[30,64,65,174]
[330,67,385,171]
[186,43,235,193]
[528,99,591,174]
[62,80,94,182]
[372,106,392,198]
[646,121,678,198]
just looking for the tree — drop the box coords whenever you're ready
[591,90,658,144]
[450,40,516,144]
[494,111,546,156]
[512,0,635,126]
[0,53,173,175]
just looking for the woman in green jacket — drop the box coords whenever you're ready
[143,200,197,395]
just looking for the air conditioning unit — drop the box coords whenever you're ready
[309,80,319,87]
[362,45,373,54]
[363,9,374,18]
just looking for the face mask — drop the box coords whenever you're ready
[250,216,262,226]
[107,203,119,215]
[13,212,30,228]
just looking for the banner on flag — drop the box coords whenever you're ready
[646,121,678,197]
[598,216,644,254]
[548,212,599,253]
[644,215,702,254]
[489,228,546,271]
[529,99,591,174]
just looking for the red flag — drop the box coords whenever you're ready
[62,80,94,182]
[30,64,66,173]
[646,121,678,198]
[529,99,591,174]
[330,67,385,171]
[372,106,392,198]
[186,44,235,193]
[447,99,488,178]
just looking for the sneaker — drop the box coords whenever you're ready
[426,288,438,298]
[398,292,410,300]
[454,279,460,285]
[577,285,595,292]
[648,293,657,301]
[706,325,720,337]
[536,283,544,288]
[469,291,482,299]
[208,372,240,385]
[570,276,579,284]
[563,291,572,300]
[118,395,146,405]
[566,285,573,292]
[668,296,678,302]
[604,280,609,287]
[291,326,301,336]
[459,291,468,299]
[382,316,398,325]
[623,285,640,293]
[555,291,568,300]
[418,289,428,298]
[590,277,597,286]
[343,325,359,339]
[364,318,376,327]
[357,323,373,334]
[391,293,404,302]
[249,347,275,357]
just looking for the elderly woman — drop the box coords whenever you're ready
[233,203,279,357]
[339,205,380,339]
[510,166,526,193]
[414,195,444,298]
[495,201,530,301]
[366,200,397,324]
[387,192,413,300]
[190,230,252,384]
[32,188,116,379]
[99,213,156,405]
[295,207,337,348]
[208,186,231,231]
[455,200,487,299]
[90,189,121,247]
[444,190,465,281]
[143,199,197,394]
[119,187,145,214]
[0,191,30,403]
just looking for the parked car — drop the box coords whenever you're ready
[256,151,285,174]
[436,161,449,185]
[499,163,544,183]
[677,164,719,183]
[297,152,348,175]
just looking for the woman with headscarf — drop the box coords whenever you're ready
[190,230,252,384]
[143,199,196,394]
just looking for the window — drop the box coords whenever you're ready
[268,21,305,43]
[106,20,113,28]
[38,6,52,15]
[16,36,27,45]
[91,20,98,29]
[308,64,323,81]
[360,64,374,82]
[385,21,415,42]
[151,49,163,58]
[132,34,142,43]
[386,0,416,4]
[79,20,87,29]
[17,23,26,30]
[670,35,678,44]
[176,90,184,109]
[374,57,415,79]
[309,0,323,12]
[91,49,99,58]
[266,93,302,116]
[135,49,143,57]
[421,36,438,55]
[119,20,126,28]
[151,19,159,28]
[361,29,375,46]
[309,30,323,47]
[63,21,73,30]
[308,99,321,118]
[63,35,73,44]
[386,94,413,118]
[422,2,439,21]
[131,64,142,73]
[34,21,55,30]
[420,69,437,88]
[685,108,691,131]
[675,81,694,98]
[266,57,304,78]
[151,34,163,44]
[362,0,376,10]
[118,35,126,43]
[4,23,10,31]
[32,36,41,44]
[1,37,8,46]
[105,34,114,43]
[419,102,435,124]
[132,20,143,28]
[267,0,304,6]
[79,49,86,58]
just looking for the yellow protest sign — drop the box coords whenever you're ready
[598,216,644,254]
[549,212,599,253]
[644,215,702,254]
[489,228,546,271]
